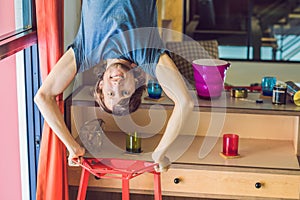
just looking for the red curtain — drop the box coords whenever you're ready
[35,1,68,200]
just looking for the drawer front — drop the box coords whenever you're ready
[68,166,300,199]
[162,168,300,199]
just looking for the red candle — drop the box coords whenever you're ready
[223,134,239,156]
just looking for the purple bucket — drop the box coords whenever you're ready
[192,59,230,99]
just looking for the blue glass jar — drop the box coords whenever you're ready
[147,80,162,99]
[261,76,276,96]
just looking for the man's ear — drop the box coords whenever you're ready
[131,62,137,68]
[94,79,104,100]
[99,80,103,89]
[94,80,103,108]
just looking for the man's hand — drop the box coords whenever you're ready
[68,146,85,166]
[154,156,171,172]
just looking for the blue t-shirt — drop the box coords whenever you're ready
[69,0,166,78]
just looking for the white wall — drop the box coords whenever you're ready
[64,0,82,98]
[225,61,300,86]
[64,0,81,50]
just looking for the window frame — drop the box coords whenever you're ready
[0,28,37,60]
[0,0,37,60]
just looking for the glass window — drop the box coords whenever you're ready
[185,0,300,62]
[0,0,32,37]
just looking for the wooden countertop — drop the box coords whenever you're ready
[68,85,300,116]
[79,132,299,171]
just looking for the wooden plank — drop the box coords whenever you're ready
[68,164,300,199]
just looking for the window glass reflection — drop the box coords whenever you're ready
[0,0,32,38]
[185,0,300,62]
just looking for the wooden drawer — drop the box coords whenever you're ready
[68,164,300,199]
[161,166,300,199]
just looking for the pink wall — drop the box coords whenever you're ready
[0,57,22,200]
[0,0,22,199]
[0,0,16,35]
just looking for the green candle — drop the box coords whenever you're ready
[126,132,141,153]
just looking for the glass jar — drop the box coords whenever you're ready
[272,83,287,105]
[147,79,162,99]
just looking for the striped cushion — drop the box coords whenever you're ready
[166,40,219,87]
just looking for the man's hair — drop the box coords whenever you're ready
[94,63,146,116]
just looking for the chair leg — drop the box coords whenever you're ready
[77,168,90,200]
[122,177,130,200]
[153,173,162,200]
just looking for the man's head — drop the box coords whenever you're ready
[94,62,146,115]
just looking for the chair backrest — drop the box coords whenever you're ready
[166,40,219,87]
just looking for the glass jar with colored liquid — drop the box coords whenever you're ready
[126,132,141,153]
[261,76,276,96]
[147,80,162,99]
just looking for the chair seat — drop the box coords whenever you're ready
[75,158,162,200]
[80,158,158,179]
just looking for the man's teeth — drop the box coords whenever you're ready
[111,75,123,78]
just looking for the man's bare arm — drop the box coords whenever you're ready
[153,53,194,171]
[34,48,85,164]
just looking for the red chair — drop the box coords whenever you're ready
[74,158,162,200]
